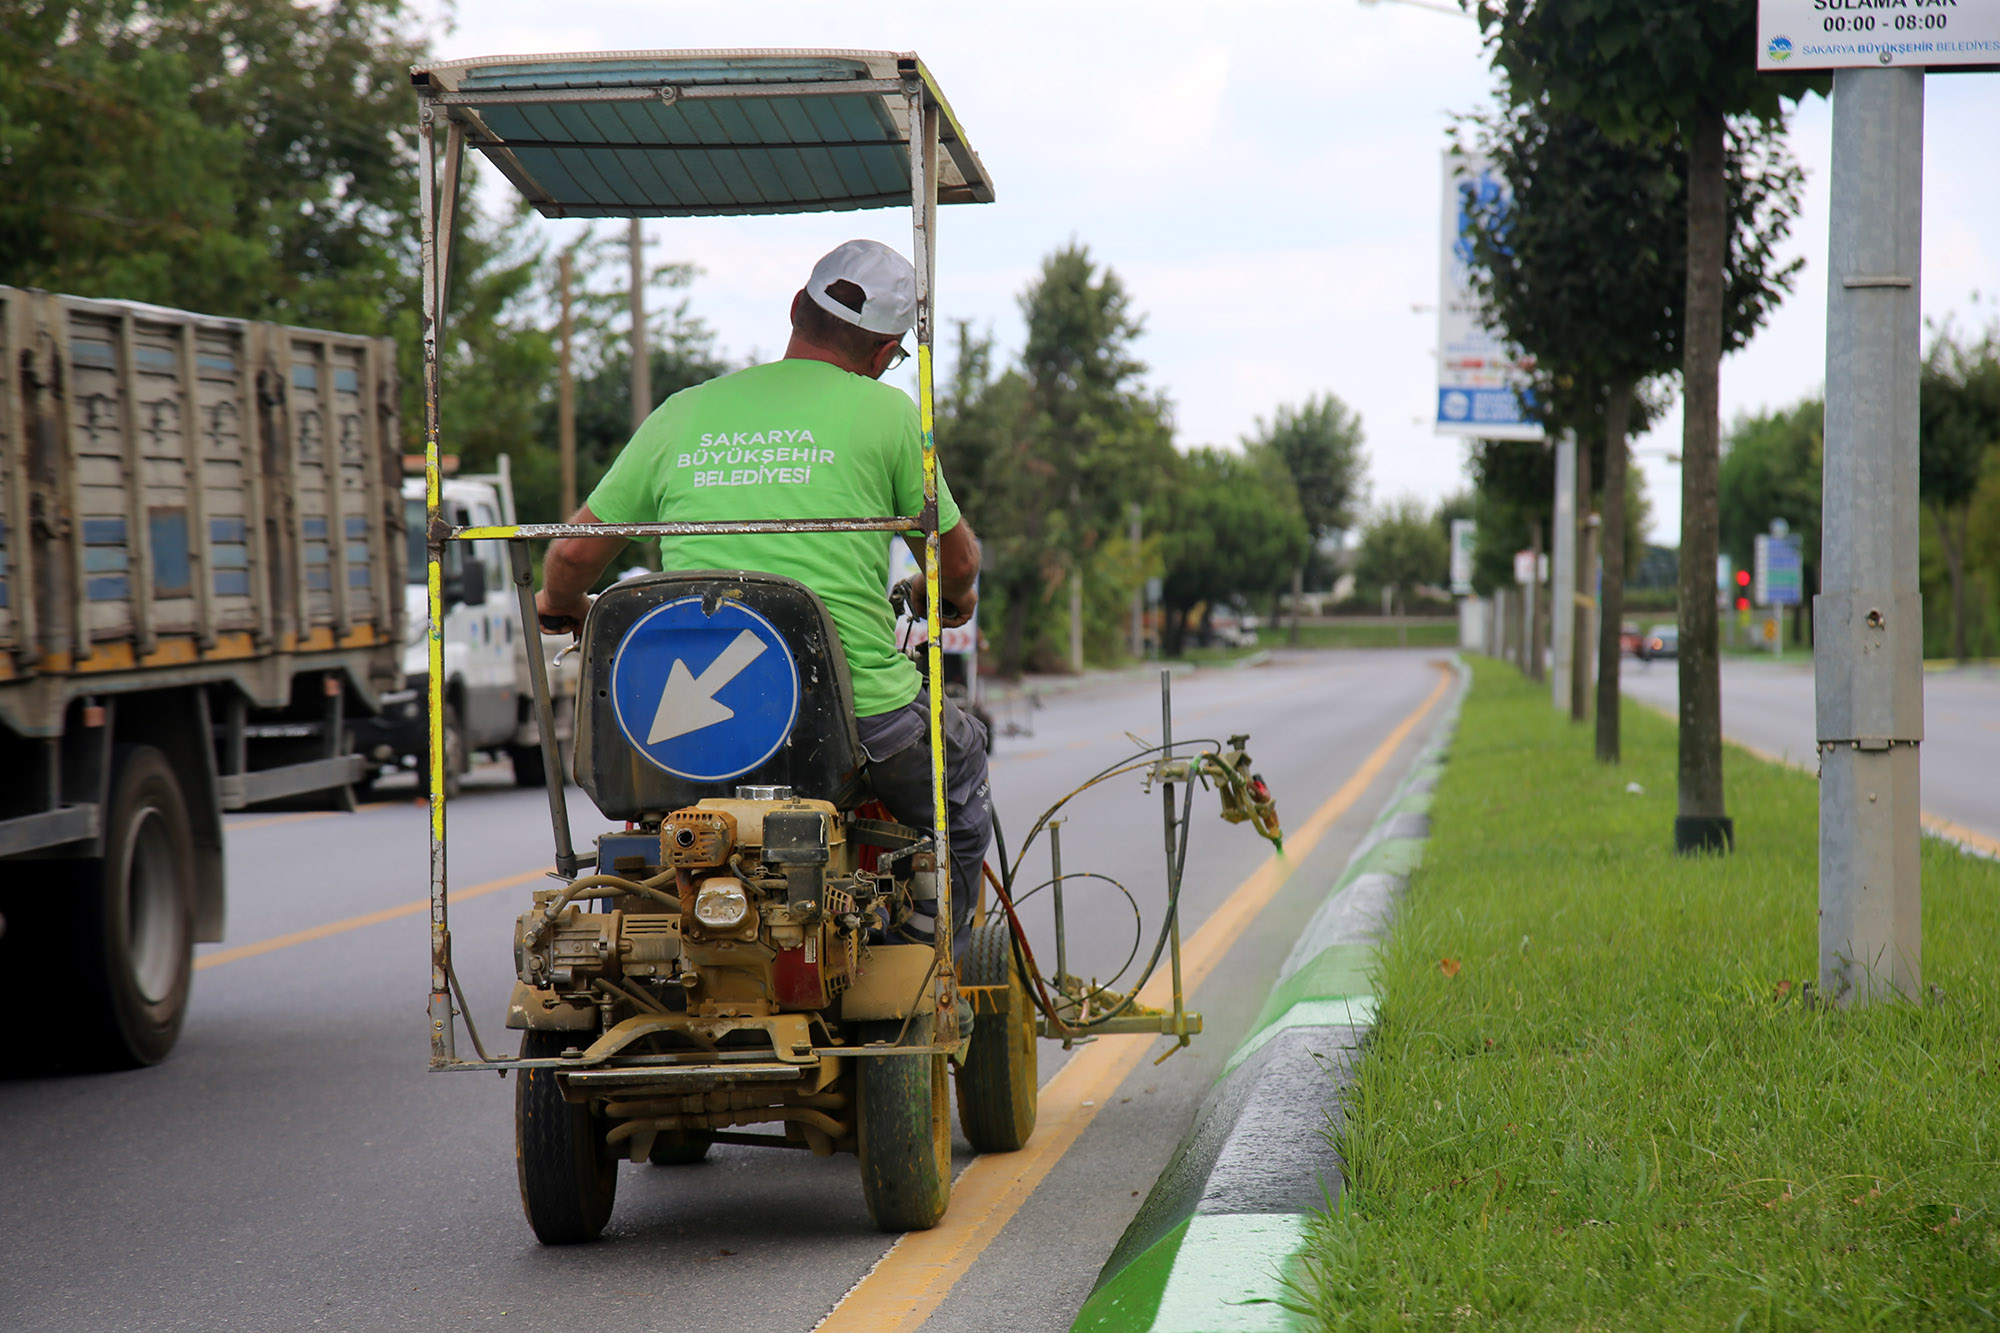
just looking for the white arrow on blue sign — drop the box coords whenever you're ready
[609,597,799,781]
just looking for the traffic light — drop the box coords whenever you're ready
[1735,569,1751,587]
[1736,596,1751,612]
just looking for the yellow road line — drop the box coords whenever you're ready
[1634,699,2000,856]
[194,867,549,972]
[814,662,1454,1333]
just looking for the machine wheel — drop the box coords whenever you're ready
[856,1019,953,1232]
[647,1132,713,1166]
[508,736,573,789]
[516,1030,617,1244]
[955,922,1038,1153]
[438,701,467,800]
[63,745,197,1069]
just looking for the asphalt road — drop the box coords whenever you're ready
[0,649,1450,1333]
[1619,653,2000,845]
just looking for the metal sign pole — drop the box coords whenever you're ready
[1550,432,1576,710]
[1817,66,1925,1007]
[417,97,455,1065]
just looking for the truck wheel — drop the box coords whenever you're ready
[856,1020,953,1231]
[516,1029,617,1244]
[954,922,1038,1153]
[647,1132,713,1166]
[71,745,197,1069]
[437,702,467,800]
[508,737,572,789]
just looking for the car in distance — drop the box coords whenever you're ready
[1638,624,1679,660]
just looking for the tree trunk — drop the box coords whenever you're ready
[1571,428,1593,722]
[1000,584,1032,680]
[1932,500,1968,663]
[1595,377,1634,763]
[1162,602,1187,658]
[1288,565,1303,646]
[1675,105,1731,853]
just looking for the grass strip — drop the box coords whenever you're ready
[1301,657,2000,1329]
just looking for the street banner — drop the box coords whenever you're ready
[1759,0,2000,70]
[1437,153,1543,441]
[1450,519,1476,596]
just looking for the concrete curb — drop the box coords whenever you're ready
[1070,659,1471,1332]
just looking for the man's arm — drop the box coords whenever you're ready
[535,505,627,631]
[899,517,980,627]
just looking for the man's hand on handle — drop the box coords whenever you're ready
[534,588,592,636]
[900,573,976,629]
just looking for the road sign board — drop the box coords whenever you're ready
[1753,531,1804,607]
[609,596,799,781]
[1436,153,1544,441]
[1759,0,2000,70]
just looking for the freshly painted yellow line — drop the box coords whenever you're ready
[814,662,1454,1333]
[194,868,549,972]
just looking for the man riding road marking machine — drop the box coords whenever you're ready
[409,50,1285,1243]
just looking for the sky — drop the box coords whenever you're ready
[416,0,2000,546]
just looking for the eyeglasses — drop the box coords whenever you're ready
[882,340,909,371]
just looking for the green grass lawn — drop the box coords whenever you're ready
[1301,657,2000,1329]
[1260,621,1460,651]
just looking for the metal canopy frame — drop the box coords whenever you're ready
[411,50,991,1072]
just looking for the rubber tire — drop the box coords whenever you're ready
[647,1132,713,1166]
[71,745,196,1068]
[439,701,467,800]
[954,922,1038,1153]
[62,745,198,1070]
[516,1029,618,1244]
[508,736,573,789]
[856,1020,953,1232]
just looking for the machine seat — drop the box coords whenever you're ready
[573,570,868,821]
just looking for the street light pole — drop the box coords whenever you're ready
[1817,66,1925,1006]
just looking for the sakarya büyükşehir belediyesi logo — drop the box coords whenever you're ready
[1767,35,1794,63]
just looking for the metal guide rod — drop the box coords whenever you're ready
[417,97,454,1067]
[1048,819,1068,985]
[907,77,955,1042]
[1161,670,1188,1047]
[1817,66,1925,1006]
[450,516,916,541]
[508,539,578,875]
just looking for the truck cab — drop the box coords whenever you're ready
[352,457,574,796]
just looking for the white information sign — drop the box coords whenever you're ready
[1450,519,1477,597]
[1437,153,1544,442]
[1759,0,2000,70]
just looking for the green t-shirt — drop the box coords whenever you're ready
[586,358,961,718]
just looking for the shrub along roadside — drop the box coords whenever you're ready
[1302,657,2000,1328]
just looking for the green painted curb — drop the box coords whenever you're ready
[1075,1214,1314,1332]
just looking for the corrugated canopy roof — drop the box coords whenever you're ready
[411,49,994,219]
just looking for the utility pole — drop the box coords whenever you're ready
[1818,66,1925,1006]
[1550,433,1576,710]
[628,218,650,434]
[557,247,577,518]
[1069,568,1085,674]
[1128,502,1144,660]
[1571,440,1593,722]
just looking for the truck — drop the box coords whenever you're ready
[0,285,406,1069]
[350,456,577,800]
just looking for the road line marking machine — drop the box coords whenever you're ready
[409,49,1284,1243]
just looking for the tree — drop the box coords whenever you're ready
[1354,498,1449,613]
[1476,0,1824,852]
[1458,95,1801,761]
[1720,399,1823,644]
[1245,394,1367,641]
[964,245,1176,676]
[1919,326,2000,663]
[1157,449,1307,658]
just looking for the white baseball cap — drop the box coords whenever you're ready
[806,239,917,336]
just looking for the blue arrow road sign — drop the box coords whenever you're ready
[609,597,799,781]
